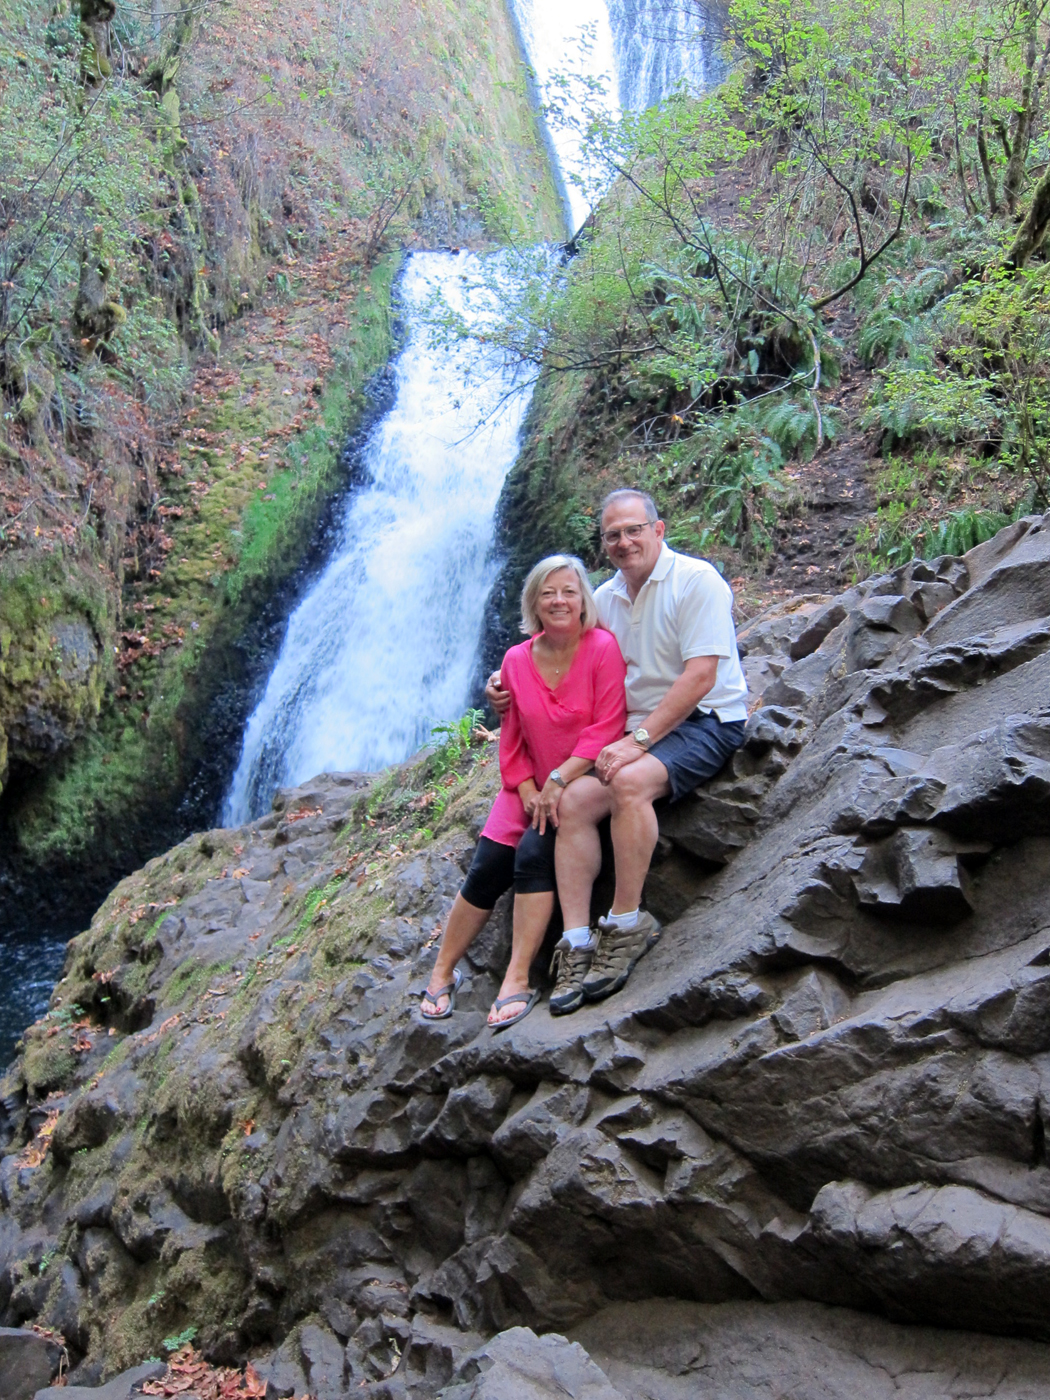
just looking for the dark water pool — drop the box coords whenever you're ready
[0,931,70,1066]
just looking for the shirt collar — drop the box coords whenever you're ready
[610,542,674,597]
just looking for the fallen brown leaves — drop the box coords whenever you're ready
[16,1108,60,1168]
[142,1347,281,1400]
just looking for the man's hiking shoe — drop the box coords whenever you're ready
[548,937,594,1016]
[582,912,661,1002]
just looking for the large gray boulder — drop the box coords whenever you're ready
[438,1327,625,1399]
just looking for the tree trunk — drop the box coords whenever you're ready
[78,0,115,87]
[976,48,999,215]
[1006,162,1050,268]
[1004,1,1039,214]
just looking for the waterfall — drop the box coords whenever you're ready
[605,0,709,112]
[223,252,534,824]
[509,0,621,235]
[507,0,710,235]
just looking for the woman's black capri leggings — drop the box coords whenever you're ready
[459,828,557,909]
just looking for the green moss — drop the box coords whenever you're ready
[23,1037,76,1097]
[164,959,231,1008]
[0,554,116,791]
[10,257,397,874]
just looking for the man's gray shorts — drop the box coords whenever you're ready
[649,711,746,802]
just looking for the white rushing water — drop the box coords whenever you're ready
[511,0,621,234]
[223,252,534,824]
[606,0,709,112]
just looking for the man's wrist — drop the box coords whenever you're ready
[632,726,651,750]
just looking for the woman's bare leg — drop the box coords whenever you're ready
[488,891,555,1025]
[422,893,491,1015]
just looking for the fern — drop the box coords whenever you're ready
[923,507,1011,558]
[864,368,1001,449]
[749,395,840,460]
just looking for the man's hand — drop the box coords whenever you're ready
[485,669,511,718]
[595,735,647,785]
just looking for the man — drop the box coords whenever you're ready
[487,488,748,1013]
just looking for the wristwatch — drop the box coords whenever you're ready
[549,769,568,787]
[632,728,651,749]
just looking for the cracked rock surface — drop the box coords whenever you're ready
[4,517,1050,1393]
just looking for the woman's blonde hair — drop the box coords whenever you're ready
[520,554,599,635]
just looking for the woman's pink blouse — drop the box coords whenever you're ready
[482,626,627,848]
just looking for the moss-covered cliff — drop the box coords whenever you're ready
[0,0,563,927]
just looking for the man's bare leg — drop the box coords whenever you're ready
[489,891,556,1025]
[607,756,671,914]
[555,776,613,931]
[422,894,491,1015]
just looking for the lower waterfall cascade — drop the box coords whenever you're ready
[223,251,535,824]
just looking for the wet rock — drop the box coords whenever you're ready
[569,1298,1050,1399]
[10,515,1050,1380]
[299,1320,345,1398]
[252,1336,308,1398]
[398,1315,484,1392]
[851,827,979,924]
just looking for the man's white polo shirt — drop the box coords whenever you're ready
[595,543,748,729]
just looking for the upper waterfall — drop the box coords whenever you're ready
[606,0,709,112]
[223,252,535,824]
[508,0,710,235]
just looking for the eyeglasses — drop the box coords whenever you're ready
[600,522,653,546]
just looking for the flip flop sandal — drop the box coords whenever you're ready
[419,968,462,1021]
[488,986,541,1033]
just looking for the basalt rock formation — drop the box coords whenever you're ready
[4,516,1050,1396]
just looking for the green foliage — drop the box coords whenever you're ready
[295,875,348,934]
[428,708,485,778]
[924,506,1012,558]
[162,1325,198,1353]
[858,502,1014,571]
[864,368,1001,449]
[857,267,950,368]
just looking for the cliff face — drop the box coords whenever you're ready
[0,0,562,930]
[3,514,1050,1392]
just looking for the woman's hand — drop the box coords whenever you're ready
[531,777,564,835]
[519,778,540,823]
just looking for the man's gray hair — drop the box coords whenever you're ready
[600,488,659,523]
[520,554,599,636]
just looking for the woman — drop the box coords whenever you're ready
[420,555,626,1029]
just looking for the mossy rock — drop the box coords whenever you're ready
[23,1034,77,1097]
[0,584,108,768]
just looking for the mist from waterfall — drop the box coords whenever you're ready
[223,252,534,824]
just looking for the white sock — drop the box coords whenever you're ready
[605,908,639,928]
[562,925,593,948]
